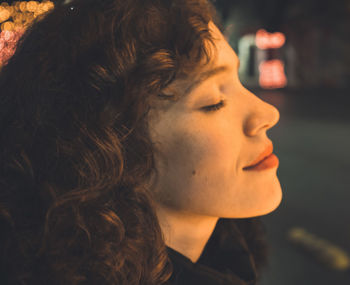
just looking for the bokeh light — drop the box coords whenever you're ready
[259,59,287,89]
[0,1,54,69]
[256,29,286,49]
[256,29,287,89]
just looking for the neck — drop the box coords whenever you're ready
[156,204,219,263]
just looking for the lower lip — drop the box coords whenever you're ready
[243,154,279,171]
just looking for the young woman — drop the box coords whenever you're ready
[0,0,282,284]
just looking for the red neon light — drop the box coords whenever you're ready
[259,59,287,89]
[255,29,285,49]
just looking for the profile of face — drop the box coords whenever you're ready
[147,21,282,219]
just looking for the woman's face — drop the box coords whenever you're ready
[147,21,282,218]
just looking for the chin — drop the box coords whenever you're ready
[256,185,283,217]
[224,184,283,219]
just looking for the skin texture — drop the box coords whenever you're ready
[146,21,282,263]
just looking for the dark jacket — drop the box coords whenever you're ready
[165,218,264,285]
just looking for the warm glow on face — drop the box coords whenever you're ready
[255,29,286,49]
[147,21,282,219]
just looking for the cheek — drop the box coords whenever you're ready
[170,124,235,172]
[165,131,202,168]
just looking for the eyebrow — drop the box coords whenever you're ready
[184,57,240,97]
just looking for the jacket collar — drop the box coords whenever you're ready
[166,218,257,285]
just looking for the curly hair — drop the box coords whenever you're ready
[0,0,269,284]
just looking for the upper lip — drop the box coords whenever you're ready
[243,143,273,169]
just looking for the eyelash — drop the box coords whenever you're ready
[202,100,226,112]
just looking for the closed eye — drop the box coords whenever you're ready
[201,100,226,112]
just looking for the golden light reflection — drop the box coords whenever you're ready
[0,1,54,69]
[0,7,11,22]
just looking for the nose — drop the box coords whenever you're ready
[243,92,280,137]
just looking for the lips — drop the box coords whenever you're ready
[243,143,273,169]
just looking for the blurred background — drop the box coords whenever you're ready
[213,0,350,284]
[1,0,349,284]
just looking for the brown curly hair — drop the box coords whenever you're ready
[0,0,269,284]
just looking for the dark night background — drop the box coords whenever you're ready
[1,1,350,284]
[213,1,350,285]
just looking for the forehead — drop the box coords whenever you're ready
[162,22,239,99]
[206,21,239,71]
